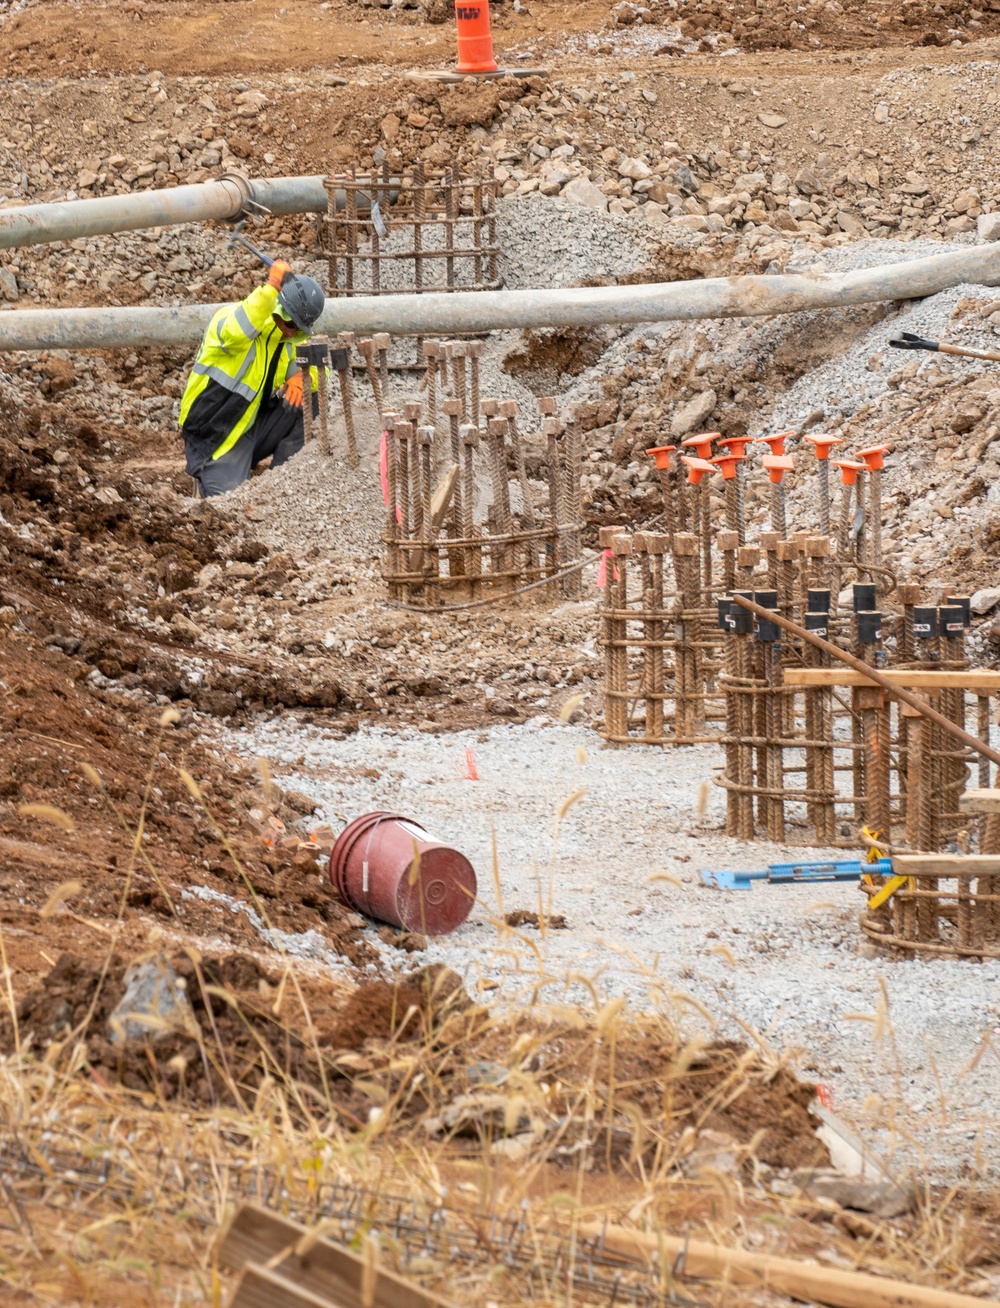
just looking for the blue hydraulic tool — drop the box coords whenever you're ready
[699,858,892,891]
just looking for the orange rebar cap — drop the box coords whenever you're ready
[681,431,719,461]
[681,455,718,486]
[756,430,795,457]
[454,0,498,74]
[711,453,741,480]
[855,443,892,472]
[645,444,677,470]
[761,454,794,484]
[803,433,843,461]
[831,459,866,486]
[716,435,751,459]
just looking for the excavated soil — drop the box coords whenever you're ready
[2,949,829,1175]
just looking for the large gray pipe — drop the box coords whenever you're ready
[0,173,387,251]
[1,243,998,351]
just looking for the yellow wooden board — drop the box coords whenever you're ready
[783,668,1000,692]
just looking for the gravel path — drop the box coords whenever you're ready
[224,716,1000,1185]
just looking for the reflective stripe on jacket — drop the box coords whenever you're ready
[178,283,307,460]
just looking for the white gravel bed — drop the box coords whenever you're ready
[222,716,1000,1184]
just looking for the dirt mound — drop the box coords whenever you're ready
[5,951,437,1108]
[5,951,824,1174]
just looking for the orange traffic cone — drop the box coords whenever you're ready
[455,0,498,74]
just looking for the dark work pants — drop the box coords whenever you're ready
[183,397,307,498]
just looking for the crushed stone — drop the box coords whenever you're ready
[221,715,1000,1186]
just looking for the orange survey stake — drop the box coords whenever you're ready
[455,0,498,73]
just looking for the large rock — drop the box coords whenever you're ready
[792,1169,914,1218]
[793,166,824,196]
[618,156,652,181]
[108,956,196,1044]
[670,389,717,437]
[561,177,608,212]
[0,267,18,303]
[671,214,710,233]
[978,212,1000,242]
[971,587,1000,615]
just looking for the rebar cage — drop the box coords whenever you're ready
[861,861,1000,962]
[381,379,585,608]
[323,165,500,297]
[597,527,994,854]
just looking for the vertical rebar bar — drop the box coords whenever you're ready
[674,533,702,741]
[718,530,737,596]
[412,162,425,296]
[488,416,512,584]
[445,165,457,291]
[764,637,785,842]
[357,337,383,418]
[296,345,314,449]
[325,176,339,293]
[335,332,358,467]
[384,413,400,598]
[374,332,391,405]
[467,339,482,426]
[312,335,331,458]
[543,415,563,577]
[647,533,667,743]
[734,456,747,545]
[833,477,853,609]
[449,341,468,419]
[422,340,440,426]
[460,421,480,592]
[395,417,413,586]
[817,456,831,537]
[600,528,631,745]
[345,168,357,295]
[500,399,536,548]
[770,478,787,539]
[563,411,583,595]
[418,424,435,594]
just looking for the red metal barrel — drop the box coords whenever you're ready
[328,810,477,936]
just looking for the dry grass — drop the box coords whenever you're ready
[0,733,997,1305]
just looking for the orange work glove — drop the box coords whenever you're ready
[268,259,292,290]
[282,372,304,409]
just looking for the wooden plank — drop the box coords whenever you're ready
[959,788,1000,815]
[218,1205,453,1308]
[230,1263,347,1308]
[784,668,1000,691]
[590,1221,1000,1308]
[894,854,1000,877]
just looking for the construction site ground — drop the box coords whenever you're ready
[3,0,1000,1303]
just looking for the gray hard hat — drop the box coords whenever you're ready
[278,274,325,333]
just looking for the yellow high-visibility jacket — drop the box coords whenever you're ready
[179,283,309,460]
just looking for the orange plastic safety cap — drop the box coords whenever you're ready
[831,459,866,486]
[711,453,741,480]
[681,431,719,462]
[855,443,892,472]
[803,433,843,461]
[455,0,498,74]
[681,454,718,486]
[756,430,795,457]
[645,444,677,470]
[716,435,751,460]
[761,453,794,484]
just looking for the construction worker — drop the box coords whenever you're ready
[179,259,325,497]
